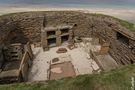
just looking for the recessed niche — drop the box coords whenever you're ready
[48,38,56,47]
[117,32,129,45]
[61,28,69,34]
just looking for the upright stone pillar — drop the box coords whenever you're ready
[41,28,49,51]
[68,30,74,45]
[56,30,61,46]
[25,42,33,60]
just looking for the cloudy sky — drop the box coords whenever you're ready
[0,0,135,8]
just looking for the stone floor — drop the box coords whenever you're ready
[28,37,119,82]
[50,61,76,80]
[96,54,119,71]
[28,42,100,82]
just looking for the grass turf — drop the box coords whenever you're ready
[0,64,135,90]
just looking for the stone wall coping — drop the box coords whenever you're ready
[43,25,73,31]
[114,28,135,40]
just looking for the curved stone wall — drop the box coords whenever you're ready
[0,11,135,65]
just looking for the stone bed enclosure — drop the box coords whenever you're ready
[0,11,135,83]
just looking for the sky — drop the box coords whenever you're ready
[0,0,135,8]
[0,0,135,24]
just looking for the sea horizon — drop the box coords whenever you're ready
[0,3,135,10]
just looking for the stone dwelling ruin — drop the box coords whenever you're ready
[0,42,33,84]
[41,25,74,51]
[0,11,135,84]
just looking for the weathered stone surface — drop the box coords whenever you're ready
[0,11,134,66]
[56,48,67,53]
[0,43,33,84]
[0,45,4,69]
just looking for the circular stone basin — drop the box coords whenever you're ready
[52,58,59,63]
[51,67,62,73]
[56,48,67,53]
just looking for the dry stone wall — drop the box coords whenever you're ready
[0,11,135,65]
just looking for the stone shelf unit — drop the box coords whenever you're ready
[41,25,74,51]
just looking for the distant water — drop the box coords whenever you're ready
[0,0,135,9]
[1,3,135,10]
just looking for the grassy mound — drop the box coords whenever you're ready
[90,13,135,32]
[0,64,135,90]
